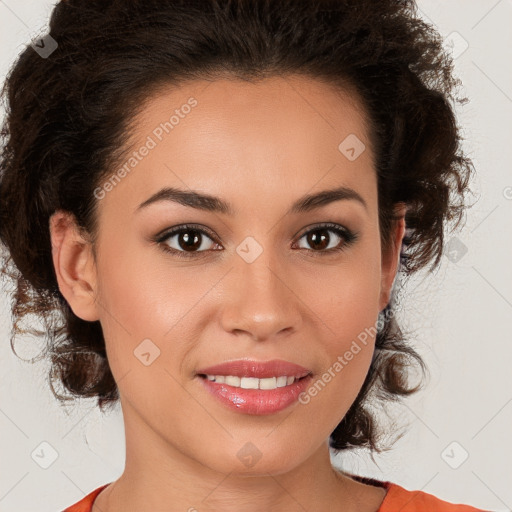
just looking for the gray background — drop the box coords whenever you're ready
[0,1,511,511]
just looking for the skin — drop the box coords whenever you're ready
[50,75,405,512]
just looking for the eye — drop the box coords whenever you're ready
[155,224,221,259]
[293,223,358,255]
[153,222,358,259]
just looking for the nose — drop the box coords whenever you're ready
[219,249,303,342]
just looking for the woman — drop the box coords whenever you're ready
[0,0,485,510]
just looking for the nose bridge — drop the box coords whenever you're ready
[220,240,301,340]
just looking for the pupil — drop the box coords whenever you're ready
[308,230,329,250]
[180,231,201,251]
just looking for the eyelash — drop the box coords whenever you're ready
[153,222,358,260]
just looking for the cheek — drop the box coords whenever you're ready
[93,236,222,383]
[92,236,175,368]
[309,241,382,339]
[299,243,382,412]
[93,252,205,429]
[297,291,379,436]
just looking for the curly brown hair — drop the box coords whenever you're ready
[0,0,475,455]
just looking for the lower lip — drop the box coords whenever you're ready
[197,375,313,415]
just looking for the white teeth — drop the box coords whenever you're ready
[241,377,259,389]
[259,377,277,390]
[224,375,241,387]
[276,376,288,387]
[204,374,302,390]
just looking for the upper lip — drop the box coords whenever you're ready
[196,359,312,379]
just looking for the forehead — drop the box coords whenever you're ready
[98,75,376,219]
[133,74,372,153]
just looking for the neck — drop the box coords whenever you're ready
[93,399,386,512]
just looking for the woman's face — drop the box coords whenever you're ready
[56,75,403,476]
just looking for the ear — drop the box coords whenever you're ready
[49,210,100,322]
[379,202,407,312]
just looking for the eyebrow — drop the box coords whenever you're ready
[136,185,367,215]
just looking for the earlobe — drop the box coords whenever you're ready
[379,203,407,311]
[49,210,100,322]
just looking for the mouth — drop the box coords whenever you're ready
[196,371,314,415]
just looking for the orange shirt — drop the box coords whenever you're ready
[63,477,486,511]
